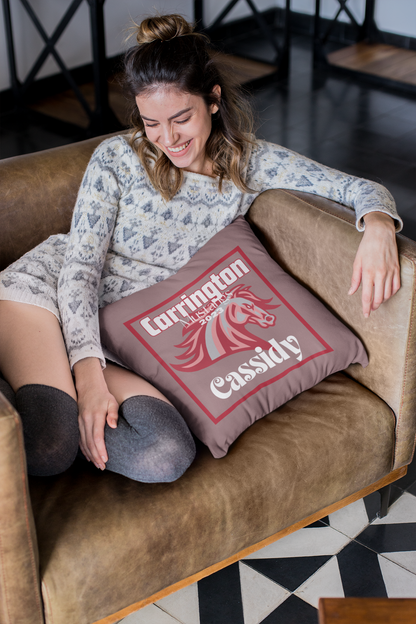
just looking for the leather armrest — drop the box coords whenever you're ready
[0,135,109,271]
[0,393,44,624]
[248,189,416,469]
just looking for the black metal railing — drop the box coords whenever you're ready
[195,0,292,79]
[2,0,121,134]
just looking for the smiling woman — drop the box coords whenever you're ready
[123,14,256,199]
[136,87,219,177]
[0,13,403,484]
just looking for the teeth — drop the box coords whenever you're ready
[168,140,190,153]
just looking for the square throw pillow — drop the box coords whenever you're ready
[99,216,368,458]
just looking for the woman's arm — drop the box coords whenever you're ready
[57,137,128,464]
[249,141,403,315]
[57,138,124,369]
[249,141,403,231]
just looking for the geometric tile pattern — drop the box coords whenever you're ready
[121,469,416,624]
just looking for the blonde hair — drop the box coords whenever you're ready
[123,14,256,201]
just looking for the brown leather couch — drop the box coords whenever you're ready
[0,136,415,624]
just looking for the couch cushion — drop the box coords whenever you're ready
[29,372,395,624]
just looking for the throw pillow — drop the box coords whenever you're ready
[99,216,368,458]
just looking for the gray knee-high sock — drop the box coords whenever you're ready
[104,396,196,483]
[15,384,79,477]
[0,375,16,409]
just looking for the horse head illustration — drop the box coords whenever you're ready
[172,284,280,372]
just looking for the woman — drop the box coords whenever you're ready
[0,15,402,481]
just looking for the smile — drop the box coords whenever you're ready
[167,140,191,154]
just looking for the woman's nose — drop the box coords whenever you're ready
[161,124,178,146]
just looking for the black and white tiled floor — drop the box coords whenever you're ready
[119,462,416,624]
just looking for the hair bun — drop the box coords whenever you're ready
[135,14,194,45]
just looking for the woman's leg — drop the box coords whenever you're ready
[0,301,79,475]
[103,363,196,482]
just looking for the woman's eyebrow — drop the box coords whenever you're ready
[141,107,193,122]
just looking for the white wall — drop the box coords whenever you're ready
[1,0,415,92]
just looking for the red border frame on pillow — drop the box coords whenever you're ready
[124,246,333,424]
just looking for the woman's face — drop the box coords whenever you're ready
[135,86,219,176]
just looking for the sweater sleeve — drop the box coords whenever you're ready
[247,140,403,232]
[57,138,123,369]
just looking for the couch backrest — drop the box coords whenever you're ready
[0,136,105,270]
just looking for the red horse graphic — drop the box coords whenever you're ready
[172,284,280,372]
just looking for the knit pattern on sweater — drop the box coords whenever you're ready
[0,135,401,368]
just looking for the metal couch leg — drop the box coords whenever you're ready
[377,484,391,519]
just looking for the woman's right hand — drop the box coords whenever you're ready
[73,357,119,470]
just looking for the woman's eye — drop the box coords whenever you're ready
[176,118,190,125]
[144,123,158,128]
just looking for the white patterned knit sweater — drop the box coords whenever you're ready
[0,135,401,368]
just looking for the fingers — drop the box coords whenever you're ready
[106,398,119,429]
[392,268,401,296]
[78,396,119,470]
[370,272,385,313]
[360,272,374,318]
[359,266,401,317]
[79,411,106,469]
[348,258,362,296]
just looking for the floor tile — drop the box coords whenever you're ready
[156,583,200,624]
[378,555,416,597]
[408,482,416,497]
[260,594,318,624]
[198,562,244,624]
[244,555,332,592]
[294,556,345,608]
[355,523,416,574]
[326,498,370,538]
[380,551,416,576]
[356,518,416,553]
[120,603,181,624]
[372,492,416,525]
[336,540,387,597]
[238,561,289,624]
[244,525,350,559]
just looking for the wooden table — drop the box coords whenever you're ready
[318,598,416,624]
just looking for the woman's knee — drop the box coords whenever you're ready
[105,395,196,483]
[16,384,79,476]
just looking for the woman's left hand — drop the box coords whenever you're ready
[348,212,401,317]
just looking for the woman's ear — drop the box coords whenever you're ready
[211,85,221,114]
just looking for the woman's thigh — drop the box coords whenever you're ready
[0,301,76,399]
[103,362,172,406]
